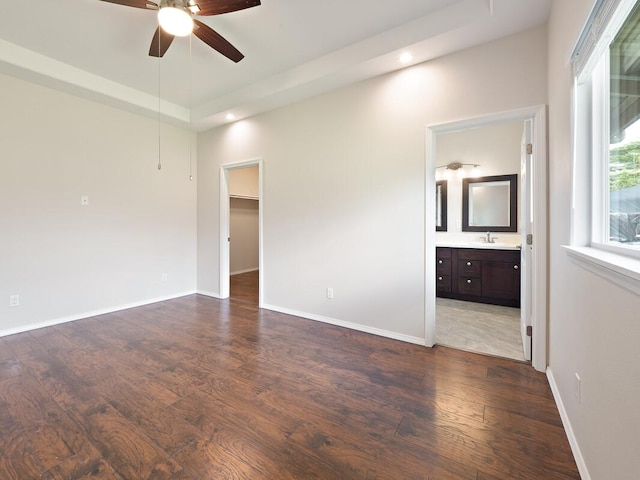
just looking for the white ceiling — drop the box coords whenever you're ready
[0,0,551,131]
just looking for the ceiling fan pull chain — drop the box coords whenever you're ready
[189,33,193,181]
[157,32,162,172]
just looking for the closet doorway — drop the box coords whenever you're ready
[219,159,263,306]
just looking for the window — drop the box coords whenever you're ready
[573,0,640,258]
[569,0,640,294]
[609,5,640,248]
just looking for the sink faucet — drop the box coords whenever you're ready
[484,231,497,243]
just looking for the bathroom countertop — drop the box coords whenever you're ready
[436,242,521,250]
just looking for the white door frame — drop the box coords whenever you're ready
[219,158,264,307]
[425,105,547,372]
[521,119,534,362]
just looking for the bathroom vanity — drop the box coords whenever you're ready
[436,245,521,308]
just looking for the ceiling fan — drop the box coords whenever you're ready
[99,0,260,62]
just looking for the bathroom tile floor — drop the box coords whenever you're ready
[436,298,525,361]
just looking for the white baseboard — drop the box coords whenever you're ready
[546,367,590,480]
[0,291,197,338]
[196,290,224,299]
[261,303,426,346]
[230,268,259,276]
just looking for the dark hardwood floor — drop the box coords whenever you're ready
[0,272,579,479]
[230,270,260,305]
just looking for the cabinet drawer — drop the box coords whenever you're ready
[457,259,481,277]
[436,258,452,274]
[457,277,482,296]
[436,274,451,293]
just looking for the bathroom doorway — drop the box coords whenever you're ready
[425,106,547,371]
[434,119,525,361]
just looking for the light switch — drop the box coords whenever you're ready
[81,195,89,206]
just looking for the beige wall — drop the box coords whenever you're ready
[197,26,547,341]
[229,165,259,198]
[547,1,640,478]
[229,199,259,274]
[228,166,260,274]
[0,73,197,335]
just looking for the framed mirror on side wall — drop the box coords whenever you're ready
[436,180,447,231]
[462,174,518,232]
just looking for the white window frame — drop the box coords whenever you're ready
[567,0,640,295]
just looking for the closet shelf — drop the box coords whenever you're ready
[230,194,259,200]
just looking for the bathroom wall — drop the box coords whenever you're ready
[435,120,524,246]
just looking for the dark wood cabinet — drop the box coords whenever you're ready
[482,259,520,301]
[436,248,452,294]
[436,247,521,307]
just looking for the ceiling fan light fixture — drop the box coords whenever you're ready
[158,7,193,37]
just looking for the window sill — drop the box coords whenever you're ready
[563,246,640,296]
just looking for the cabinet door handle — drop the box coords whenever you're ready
[438,276,443,281]
[438,260,443,264]
[466,261,472,266]
[467,279,472,284]
[514,265,519,270]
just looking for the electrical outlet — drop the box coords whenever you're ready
[9,294,19,307]
[574,372,581,404]
[327,287,334,299]
[161,273,168,282]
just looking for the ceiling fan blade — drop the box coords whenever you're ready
[193,20,244,63]
[194,0,260,16]
[149,27,175,57]
[99,0,158,10]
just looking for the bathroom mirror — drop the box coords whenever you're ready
[462,174,517,232]
[436,180,447,231]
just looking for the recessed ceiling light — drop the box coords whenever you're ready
[226,113,236,121]
[399,52,413,64]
